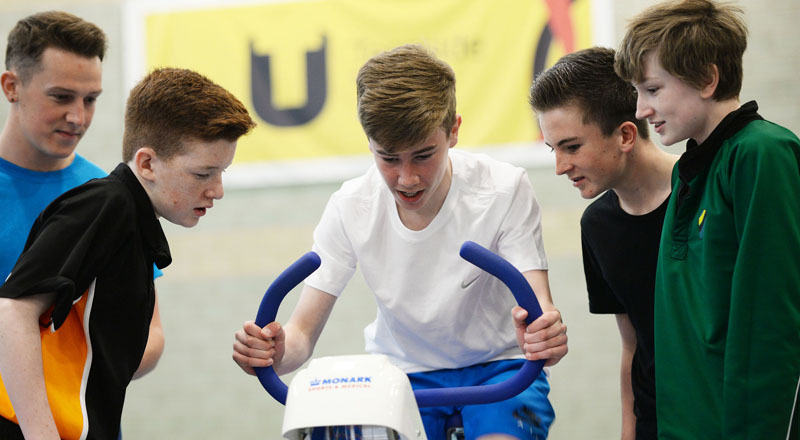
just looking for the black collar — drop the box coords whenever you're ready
[678,100,763,182]
[109,163,172,269]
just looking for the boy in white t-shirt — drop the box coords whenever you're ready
[233,44,567,439]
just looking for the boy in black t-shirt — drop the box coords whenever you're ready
[529,47,677,440]
[0,68,255,440]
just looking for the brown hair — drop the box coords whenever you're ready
[356,44,457,153]
[5,11,107,83]
[615,0,747,101]
[530,47,649,140]
[122,68,256,162]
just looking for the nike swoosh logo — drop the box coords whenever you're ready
[461,274,480,289]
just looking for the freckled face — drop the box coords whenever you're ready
[539,105,624,199]
[147,138,237,227]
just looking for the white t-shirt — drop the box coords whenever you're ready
[305,149,548,373]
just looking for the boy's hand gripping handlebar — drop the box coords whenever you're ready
[253,240,546,407]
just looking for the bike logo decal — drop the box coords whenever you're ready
[308,376,373,391]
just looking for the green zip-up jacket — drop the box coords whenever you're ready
[655,102,800,439]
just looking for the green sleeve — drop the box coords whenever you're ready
[723,133,800,438]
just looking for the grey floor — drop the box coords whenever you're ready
[120,164,623,439]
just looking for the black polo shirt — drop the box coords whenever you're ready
[0,163,171,439]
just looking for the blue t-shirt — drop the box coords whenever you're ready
[0,155,164,283]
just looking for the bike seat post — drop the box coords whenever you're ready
[445,411,464,440]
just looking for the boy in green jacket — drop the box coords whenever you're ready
[615,0,800,438]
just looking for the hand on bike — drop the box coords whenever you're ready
[232,320,286,375]
[512,306,568,367]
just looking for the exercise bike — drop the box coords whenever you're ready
[253,241,546,439]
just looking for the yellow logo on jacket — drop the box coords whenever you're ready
[698,209,707,239]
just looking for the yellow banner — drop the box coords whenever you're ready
[145,0,592,163]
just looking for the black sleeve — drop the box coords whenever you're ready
[0,181,131,328]
[581,214,625,314]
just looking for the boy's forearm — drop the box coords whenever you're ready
[0,297,60,439]
[619,346,636,440]
[133,293,164,380]
[274,285,338,376]
[273,324,314,376]
[615,313,637,440]
[132,324,163,379]
[522,269,556,311]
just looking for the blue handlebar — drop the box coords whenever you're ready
[254,252,321,404]
[254,241,545,407]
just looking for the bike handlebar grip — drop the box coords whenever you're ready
[255,243,545,408]
[414,241,546,408]
[254,251,321,405]
[459,241,543,324]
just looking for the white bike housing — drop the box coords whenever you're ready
[282,354,427,440]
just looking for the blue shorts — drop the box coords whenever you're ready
[407,359,554,440]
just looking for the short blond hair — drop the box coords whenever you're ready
[615,0,747,101]
[356,44,456,153]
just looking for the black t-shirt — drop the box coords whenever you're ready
[0,163,171,439]
[580,189,669,439]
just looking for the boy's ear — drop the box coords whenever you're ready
[700,64,720,99]
[618,121,638,153]
[133,147,159,181]
[448,114,463,148]
[1,70,19,103]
